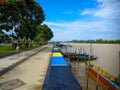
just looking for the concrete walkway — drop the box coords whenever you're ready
[0,44,52,90]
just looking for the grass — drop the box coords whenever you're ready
[0,45,17,56]
[0,44,40,56]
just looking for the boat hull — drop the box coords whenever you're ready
[87,65,119,90]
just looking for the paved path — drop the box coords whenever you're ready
[0,44,52,90]
[0,45,47,74]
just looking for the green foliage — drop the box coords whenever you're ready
[0,32,11,43]
[0,45,16,55]
[36,24,53,42]
[70,39,120,44]
[0,2,20,31]
[0,44,39,56]
[0,0,45,37]
[16,0,45,41]
[0,0,53,47]
[24,0,45,24]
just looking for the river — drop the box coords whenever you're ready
[63,43,120,78]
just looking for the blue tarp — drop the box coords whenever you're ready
[42,46,82,90]
[51,57,68,66]
[52,49,60,52]
[42,66,82,90]
[56,44,66,47]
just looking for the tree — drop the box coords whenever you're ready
[36,24,53,45]
[16,0,45,48]
[0,2,20,31]
[0,30,11,43]
[0,0,45,49]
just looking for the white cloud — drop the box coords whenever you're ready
[81,9,95,16]
[95,0,120,19]
[81,0,120,21]
[45,20,120,41]
[44,0,120,41]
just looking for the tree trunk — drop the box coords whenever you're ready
[25,38,29,48]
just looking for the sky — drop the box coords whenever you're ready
[36,0,120,41]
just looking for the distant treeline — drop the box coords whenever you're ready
[69,39,120,44]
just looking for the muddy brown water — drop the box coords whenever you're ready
[61,43,120,90]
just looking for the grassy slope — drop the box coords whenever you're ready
[0,44,41,56]
[0,45,17,56]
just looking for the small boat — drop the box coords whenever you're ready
[86,63,120,90]
[56,44,66,47]
[62,53,97,61]
[78,54,97,61]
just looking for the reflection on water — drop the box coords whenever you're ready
[61,43,120,90]
[62,43,120,78]
[65,58,103,90]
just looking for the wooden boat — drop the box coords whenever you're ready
[86,64,120,90]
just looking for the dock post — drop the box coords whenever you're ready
[119,51,120,90]
[86,73,89,90]
[96,66,99,90]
